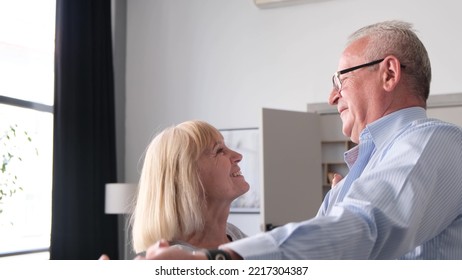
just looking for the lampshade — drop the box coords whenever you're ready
[104,183,137,214]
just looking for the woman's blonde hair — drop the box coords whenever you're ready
[131,120,222,253]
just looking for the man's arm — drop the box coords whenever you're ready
[141,239,242,260]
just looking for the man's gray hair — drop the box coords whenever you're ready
[348,20,432,100]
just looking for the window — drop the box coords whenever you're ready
[0,0,55,258]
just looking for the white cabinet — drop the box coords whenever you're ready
[260,108,322,230]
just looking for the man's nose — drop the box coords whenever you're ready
[328,88,341,105]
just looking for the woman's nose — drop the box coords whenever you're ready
[231,150,242,163]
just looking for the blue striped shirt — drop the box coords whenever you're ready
[224,107,462,259]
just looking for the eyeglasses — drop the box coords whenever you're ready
[332,58,385,92]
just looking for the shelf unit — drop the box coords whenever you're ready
[313,112,354,197]
[321,140,355,197]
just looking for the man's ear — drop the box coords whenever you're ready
[382,55,402,92]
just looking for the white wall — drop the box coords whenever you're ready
[123,0,462,235]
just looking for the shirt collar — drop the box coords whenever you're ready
[364,107,427,149]
[344,107,427,168]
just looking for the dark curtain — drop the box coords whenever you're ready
[51,0,119,259]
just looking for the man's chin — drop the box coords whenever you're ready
[342,127,358,143]
[341,123,352,138]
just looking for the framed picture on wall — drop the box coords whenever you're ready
[220,128,260,213]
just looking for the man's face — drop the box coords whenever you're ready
[328,38,384,143]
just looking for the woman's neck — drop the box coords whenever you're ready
[181,204,231,249]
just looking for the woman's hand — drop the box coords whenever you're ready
[331,173,342,188]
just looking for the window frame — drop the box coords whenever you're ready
[0,95,53,258]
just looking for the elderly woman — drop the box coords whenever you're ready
[131,120,250,253]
